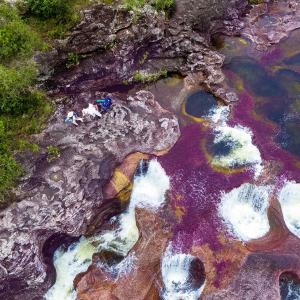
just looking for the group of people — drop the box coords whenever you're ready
[65,97,112,126]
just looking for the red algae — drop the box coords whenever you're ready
[157,28,300,299]
[159,122,254,252]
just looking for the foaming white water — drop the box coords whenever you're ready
[278,181,300,238]
[45,159,170,300]
[161,246,205,300]
[281,277,300,300]
[219,183,272,242]
[208,105,230,125]
[212,124,262,176]
[207,106,263,177]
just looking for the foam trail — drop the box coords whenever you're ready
[219,183,272,242]
[161,246,205,300]
[45,159,170,300]
[208,105,230,125]
[278,181,300,238]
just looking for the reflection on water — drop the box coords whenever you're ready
[226,57,286,98]
[284,53,300,65]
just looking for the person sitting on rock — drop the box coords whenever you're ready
[64,111,83,126]
[82,103,102,118]
[96,97,112,112]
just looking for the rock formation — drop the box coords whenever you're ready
[0,90,179,299]
[37,1,249,104]
[76,207,173,300]
[243,0,300,50]
[3,0,300,299]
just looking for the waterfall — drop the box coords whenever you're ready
[161,245,205,300]
[219,183,272,241]
[208,106,262,177]
[44,159,170,300]
[279,181,300,238]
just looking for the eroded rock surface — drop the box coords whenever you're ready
[37,1,249,103]
[0,0,259,299]
[243,0,300,50]
[76,207,172,300]
[0,91,179,299]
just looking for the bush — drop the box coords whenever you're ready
[123,0,145,10]
[0,3,19,22]
[133,69,168,83]
[0,3,53,203]
[249,0,263,4]
[154,0,174,11]
[0,154,23,202]
[0,65,39,115]
[24,0,71,20]
[66,52,80,68]
[0,3,41,62]
[123,0,174,12]
[47,145,60,162]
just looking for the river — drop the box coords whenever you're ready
[45,27,300,300]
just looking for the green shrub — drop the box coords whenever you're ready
[18,139,40,153]
[123,0,174,12]
[0,3,41,62]
[123,0,145,10]
[0,3,54,202]
[0,92,52,202]
[66,52,79,68]
[133,69,168,83]
[249,0,263,4]
[154,0,174,11]
[0,3,19,22]
[24,0,71,20]
[0,154,23,202]
[0,65,39,115]
[47,145,60,162]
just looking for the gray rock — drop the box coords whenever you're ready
[0,91,180,299]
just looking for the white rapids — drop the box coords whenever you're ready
[44,159,170,300]
[278,181,300,238]
[208,106,263,177]
[219,183,272,242]
[161,245,205,300]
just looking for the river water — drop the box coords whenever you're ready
[45,29,300,300]
[158,29,300,298]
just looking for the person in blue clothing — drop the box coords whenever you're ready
[96,97,112,112]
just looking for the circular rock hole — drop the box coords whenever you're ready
[279,272,300,299]
[185,91,218,119]
[189,257,206,290]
